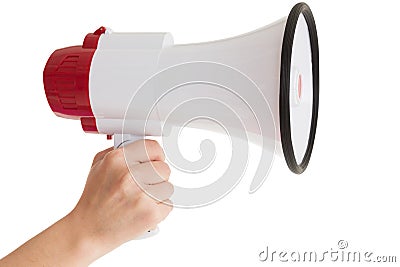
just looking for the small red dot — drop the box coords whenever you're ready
[298,74,303,100]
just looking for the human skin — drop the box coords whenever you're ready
[0,140,174,267]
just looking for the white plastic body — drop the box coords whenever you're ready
[114,134,160,239]
[88,18,288,155]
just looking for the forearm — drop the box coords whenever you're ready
[0,212,98,267]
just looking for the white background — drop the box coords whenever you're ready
[0,0,399,266]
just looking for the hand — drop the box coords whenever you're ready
[0,140,174,267]
[71,139,174,258]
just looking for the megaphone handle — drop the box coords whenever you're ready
[113,134,160,239]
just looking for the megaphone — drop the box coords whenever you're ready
[44,2,318,199]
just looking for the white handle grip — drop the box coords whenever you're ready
[114,134,159,239]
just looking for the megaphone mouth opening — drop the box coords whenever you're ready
[279,2,319,174]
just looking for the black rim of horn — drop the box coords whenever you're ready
[279,2,319,174]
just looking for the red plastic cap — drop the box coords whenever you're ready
[43,27,106,133]
[43,45,95,119]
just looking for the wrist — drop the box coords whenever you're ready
[61,210,104,265]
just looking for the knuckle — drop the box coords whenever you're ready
[166,182,174,196]
[142,205,160,224]
[144,140,164,160]
[126,175,144,194]
[93,152,103,162]
[112,175,134,198]
[154,161,171,179]
[165,201,174,213]
[160,161,172,176]
[144,139,160,149]
[103,149,124,167]
[167,182,175,196]
[165,164,171,177]
[120,173,133,187]
[159,200,173,220]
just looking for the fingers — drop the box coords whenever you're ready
[82,141,173,243]
[136,197,173,233]
[143,182,174,202]
[93,140,165,179]
[130,161,171,185]
[123,139,165,163]
[92,147,114,167]
[157,199,174,222]
[93,140,173,203]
